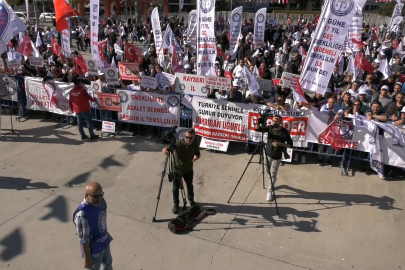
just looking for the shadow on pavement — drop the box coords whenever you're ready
[0,228,24,261]
[0,177,58,190]
[41,195,69,223]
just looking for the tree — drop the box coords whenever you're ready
[378,2,397,17]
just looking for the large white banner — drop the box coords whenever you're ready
[196,0,216,76]
[300,0,357,94]
[61,0,71,58]
[187,10,198,46]
[151,7,163,51]
[117,90,181,127]
[161,25,182,53]
[346,8,363,52]
[25,77,74,116]
[174,73,207,96]
[389,3,404,32]
[229,7,243,58]
[253,8,266,49]
[90,0,100,63]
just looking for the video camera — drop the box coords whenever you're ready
[161,125,178,144]
[258,109,273,125]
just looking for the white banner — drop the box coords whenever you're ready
[102,121,116,133]
[86,59,98,76]
[229,7,243,58]
[205,76,231,90]
[90,0,100,63]
[280,72,300,90]
[29,56,43,67]
[347,8,363,52]
[141,75,157,89]
[151,7,163,51]
[90,80,102,92]
[196,0,216,76]
[161,25,182,53]
[25,77,74,116]
[159,72,176,87]
[61,0,71,58]
[187,10,198,46]
[179,0,184,11]
[200,137,229,152]
[117,90,180,127]
[6,59,21,69]
[175,73,207,96]
[253,8,266,49]
[104,68,119,85]
[300,0,356,94]
[0,76,18,102]
[389,3,404,32]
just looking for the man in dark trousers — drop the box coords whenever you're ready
[162,128,201,214]
[255,115,293,202]
[69,77,99,140]
[73,182,113,270]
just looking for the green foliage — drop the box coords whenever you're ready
[378,2,397,17]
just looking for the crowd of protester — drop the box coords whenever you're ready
[1,13,405,179]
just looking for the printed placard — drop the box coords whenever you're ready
[118,62,140,80]
[256,78,273,92]
[280,72,300,90]
[102,121,116,133]
[86,59,98,75]
[205,76,231,90]
[159,72,176,86]
[104,68,119,85]
[175,73,207,96]
[181,94,193,109]
[141,75,157,89]
[97,93,121,112]
[29,57,44,67]
[200,137,229,152]
[7,59,21,69]
[91,80,102,93]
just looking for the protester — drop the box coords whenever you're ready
[73,182,113,270]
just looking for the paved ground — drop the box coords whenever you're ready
[0,113,404,270]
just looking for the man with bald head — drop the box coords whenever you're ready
[73,182,113,270]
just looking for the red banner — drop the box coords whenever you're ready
[97,93,122,112]
[118,62,140,81]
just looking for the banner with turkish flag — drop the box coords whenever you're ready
[355,52,374,73]
[125,42,141,62]
[54,0,79,32]
[17,36,33,57]
[97,39,108,62]
[52,38,63,57]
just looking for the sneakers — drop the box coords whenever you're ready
[81,135,89,140]
[324,160,332,167]
[172,204,179,214]
[190,200,196,206]
[294,154,299,162]
[90,135,99,140]
[318,161,325,166]
[266,191,274,202]
[301,155,306,164]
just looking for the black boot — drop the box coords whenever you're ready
[172,203,179,214]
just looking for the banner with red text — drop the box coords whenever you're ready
[117,90,180,127]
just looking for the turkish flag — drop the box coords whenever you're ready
[17,36,33,57]
[125,42,140,62]
[355,52,374,73]
[350,38,364,47]
[74,53,87,75]
[171,46,181,73]
[224,71,232,79]
[318,120,348,151]
[54,0,79,32]
[98,39,108,62]
[392,40,399,49]
[52,38,63,57]
[371,33,378,42]
[313,14,320,30]
[217,46,227,59]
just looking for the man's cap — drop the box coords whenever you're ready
[232,80,239,87]
[395,82,403,87]
[359,89,367,95]
[215,61,220,64]
[184,64,191,69]
[98,70,105,76]
[374,59,380,63]
[381,85,389,90]
[264,50,269,53]
[275,61,280,65]
[270,45,275,48]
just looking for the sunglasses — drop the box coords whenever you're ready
[86,192,104,199]
[185,136,195,140]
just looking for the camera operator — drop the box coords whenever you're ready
[162,128,201,214]
[254,115,293,202]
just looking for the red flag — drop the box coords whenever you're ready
[17,36,32,56]
[98,39,108,62]
[355,52,374,73]
[54,0,79,32]
[171,47,181,73]
[371,33,378,42]
[313,14,320,30]
[217,46,227,59]
[74,53,87,75]
[293,78,308,104]
[318,120,349,151]
[392,40,399,49]
[350,38,364,47]
[125,42,140,62]
[224,71,232,79]
[52,38,63,56]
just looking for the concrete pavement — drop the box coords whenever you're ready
[0,114,404,270]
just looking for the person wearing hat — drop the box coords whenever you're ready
[358,87,371,113]
[373,85,394,112]
[274,47,286,68]
[236,40,245,62]
[214,61,223,77]
[69,77,99,141]
[271,61,283,79]
[229,80,243,102]
[222,54,235,73]
[393,106,405,128]
[184,64,192,74]
[261,50,272,68]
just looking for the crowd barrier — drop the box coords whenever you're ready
[2,76,404,178]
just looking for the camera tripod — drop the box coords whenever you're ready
[227,124,280,217]
[1,78,19,139]
[152,130,194,231]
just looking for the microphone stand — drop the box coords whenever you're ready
[1,79,19,139]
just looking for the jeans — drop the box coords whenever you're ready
[173,171,194,204]
[265,156,281,192]
[77,111,95,137]
[87,246,113,270]
[318,144,332,161]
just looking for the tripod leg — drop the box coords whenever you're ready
[265,154,280,218]
[152,152,170,222]
[228,142,261,203]
[260,143,265,189]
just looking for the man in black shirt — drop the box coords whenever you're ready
[162,128,201,214]
[255,115,293,202]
